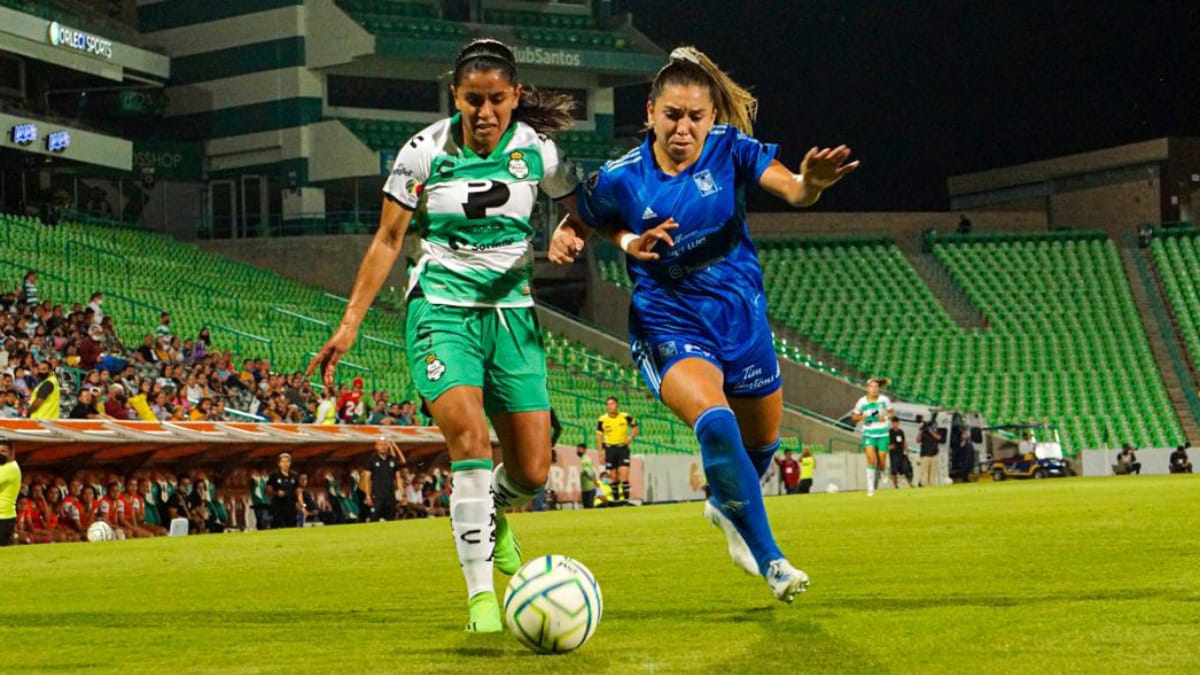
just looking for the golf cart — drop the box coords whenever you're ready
[989,425,1075,480]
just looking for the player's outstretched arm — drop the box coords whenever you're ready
[759,147,859,208]
[307,199,413,387]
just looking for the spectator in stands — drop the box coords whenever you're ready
[365,395,389,425]
[1169,445,1193,474]
[315,389,337,425]
[338,377,366,424]
[86,292,104,326]
[155,312,172,340]
[1115,444,1142,475]
[69,387,102,419]
[104,384,131,420]
[394,400,416,426]
[27,360,60,420]
[20,269,38,308]
[578,444,597,508]
[776,449,801,495]
[266,453,302,529]
[361,438,404,521]
[0,389,20,418]
[190,397,215,421]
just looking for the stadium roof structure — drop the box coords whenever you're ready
[0,419,472,468]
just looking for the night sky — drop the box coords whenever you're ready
[620,1,1200,211]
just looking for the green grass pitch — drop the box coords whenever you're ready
[3,476,1198,674]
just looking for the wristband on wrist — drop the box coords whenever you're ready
[619,232,638,253]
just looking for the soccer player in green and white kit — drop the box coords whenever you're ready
[308,39,582,633]
[851,378,894,496]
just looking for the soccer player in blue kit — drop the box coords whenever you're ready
[550,47,857,602]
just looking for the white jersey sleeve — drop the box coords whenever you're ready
[537,134,578,200]
[853,396,867,416]
[382,127,438,211]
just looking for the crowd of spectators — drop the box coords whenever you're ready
[1,271,424,425]
[8,450,451,546]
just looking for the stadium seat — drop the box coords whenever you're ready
[596,232,1183,452]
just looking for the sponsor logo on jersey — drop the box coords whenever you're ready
[425,354,446,382]
[693,169,720,197]
[507,151,530,179]
[642,206,658,220]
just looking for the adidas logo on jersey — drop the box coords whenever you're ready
[642,206,658,220]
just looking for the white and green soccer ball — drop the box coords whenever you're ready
[86,521,115,542]
[503,555,603,654]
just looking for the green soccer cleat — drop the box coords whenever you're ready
[492,511,522,576]
[466,591,503,633]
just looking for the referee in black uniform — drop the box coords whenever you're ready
[266,452,303,528]
[360,438,405,521]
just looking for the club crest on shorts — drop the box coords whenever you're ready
[425,354,446,382]
[507,151,530,179]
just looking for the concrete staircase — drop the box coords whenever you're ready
[896,239,989,330]
[1117,235,1200,444]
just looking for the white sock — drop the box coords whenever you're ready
[492,463,543,513]
[451,467,495,599]
[866,466,875,494]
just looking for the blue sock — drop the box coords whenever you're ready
[695,406,784,574]
[747,438,781,479]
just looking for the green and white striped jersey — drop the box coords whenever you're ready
[382,114,578,308]
[854,395,893,438]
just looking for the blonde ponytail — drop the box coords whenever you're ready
[651,46,758,135]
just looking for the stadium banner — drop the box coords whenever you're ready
[0,7,169,80]
[545,447,645,505]
[133,141,204,181]
[374,37,662,75]
[639,454,705,503]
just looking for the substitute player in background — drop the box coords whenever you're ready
[596,396,638,503]
[0,441,20,546]
[551,46,857,602]
[309,39,584,632]
[852,378,895,496]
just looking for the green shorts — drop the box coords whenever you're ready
[406,298,549,415]
[861,435,889,454]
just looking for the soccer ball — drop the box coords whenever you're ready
[87,521,115,542]
[503,555,602,654]
[826,483,840,494]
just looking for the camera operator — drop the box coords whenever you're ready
[916,413,943,487]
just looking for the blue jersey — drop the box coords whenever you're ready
[577,125,782,398]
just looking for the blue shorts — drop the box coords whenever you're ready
[630,320,782,400]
